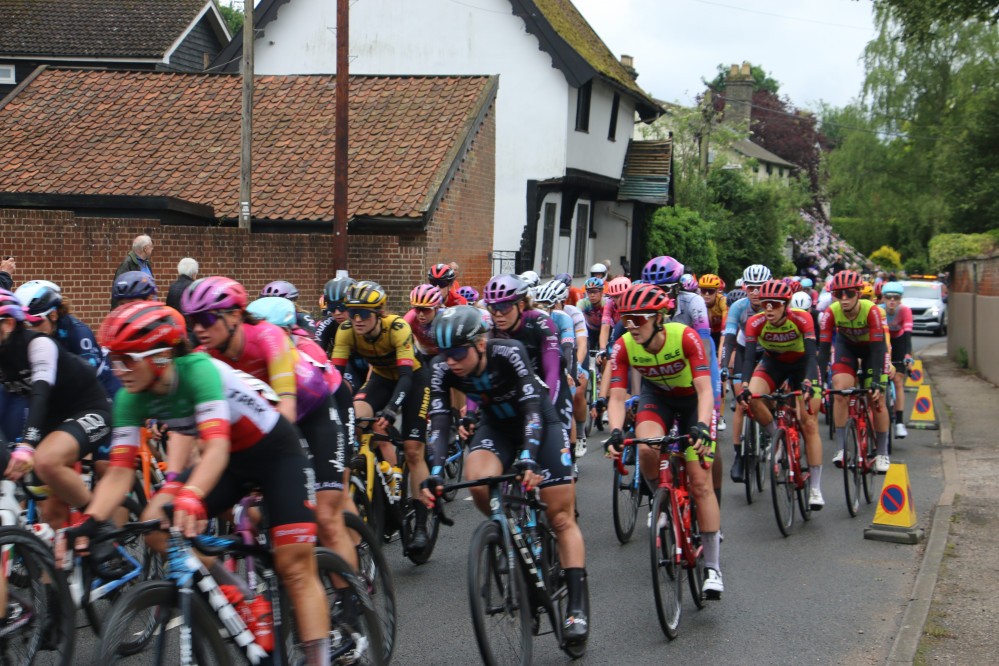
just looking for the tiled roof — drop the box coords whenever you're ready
[0,0,209,58]
[618,140,672,205]
[0,69,496,222]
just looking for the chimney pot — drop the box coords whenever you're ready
[620,54,633,68]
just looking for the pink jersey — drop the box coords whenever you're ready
[292,327,343,395]
[885,305,913,338]
[601,298,620,328]
[403,309,439,356]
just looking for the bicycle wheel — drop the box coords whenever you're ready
[685,499,705,610]
[97,580,230,665]
[754,430,768,493]
[309,548,385,666]
[743,416,759,504]
[825,391,835,440]
[442,438,464,502]
[344,511,396,664]
[467,520,532,666]
[795,439,813,522]
[843,419,861,517]
[0,526,75,666]
[770,430,794,536]
[649,488,681,640]
[400,467,440,565]
[612,445,640,543]
[862,420,879,504]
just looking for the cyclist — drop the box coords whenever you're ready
[738,280,824,509]
[819,270,891,472]
[598,276,631,352]
[882,281,913,438]
[182,277,357,570]
[261,280,316,335]
[535,280,582,461]
[88,302,333,664]
[423,305,589,646]
[699,274,727,352]
[589,262,608,282]
[603,284,723,599]
[555,272,585,310]
[315,276,370,393]
[721,264,770,483]
[111,271,158,306]
[428,263,467,307]
[457,285,480,306]
[404,284,444,364]
[330,281,434,550]
[577,277,607,354]
[0,289,111,531]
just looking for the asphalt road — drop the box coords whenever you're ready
[55,332,947,664]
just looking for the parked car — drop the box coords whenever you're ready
[901,280,947,336]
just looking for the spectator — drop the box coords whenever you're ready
[112,234,154,308]
[167,257,199,312]
[0,256,14,291]
[831,254,846,275]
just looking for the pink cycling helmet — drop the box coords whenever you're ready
[180,276,248,314]
[606,276,632,298]
[483,274,529,304]
[0,289,26,321]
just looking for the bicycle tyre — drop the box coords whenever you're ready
[770,429,794,536]
[343,511,396,664]
[400,466,440,565]
[467,520,532,666]
[612,445,640,543]
[350,477,374,527]
[743,416,759,504]
[862,418,879,504]
[96,580,230,665]
[649,488,681,640]
[685,499,705,610]
[0,526,75,666]
[844,419,861,517]
[795,437,813,522]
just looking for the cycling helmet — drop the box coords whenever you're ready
[553,272,573,287]
[727,289,747,303]
[98,302,186,353]
[246,297,296,328]
[427,263,456,287]
[458,285,479,302]
[583,277,605,290]
[860,282,875,300]
[483,274,528,304]
[782,277,803,294]
[323,276,356,306]
[680,274,699,292]
[742,264,772,284]
[536,280,569,305]
[0,289,25,321]
[410,284,443,308]
[518,271,541,289]
[260,280,299,301]
[830,270,863,292]
[735,278,744,288]
[759,280,793,301]
[181,276,248,314]
[606,276,632,298]
[14,281,62,316]
[790,292,813,311]
[873,281,884,298]
[619,283,672,314]
[882,281,904,296]
[642,256,684,286]
[698,274,723,290]
[589,263,608,276]
[799,277,814,289]
[432,305,488,349]
[111,271,157,301]
[345,282,387,309]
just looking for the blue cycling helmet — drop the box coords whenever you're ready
[112,271,157,301]
[433,304,487,349]
[583,277,605,290]
[247,296,297,328]
[553,272,573,287]
[882,281,904,296]
[799,277,813,289]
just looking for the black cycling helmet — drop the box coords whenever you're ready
[428,263,456,288]
[323,276,356,307]
[112,271,158,301]
[432,305,487,349]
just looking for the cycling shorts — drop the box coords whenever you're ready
[355,365,430,442]
[751,355,819,396]
[53,408,112,461]
[469,403,573,488]
[635,389,717,463]
[297,393,350,492]
[831,338,874,380]
[890,343,907,372]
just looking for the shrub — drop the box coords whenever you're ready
[928,233,998,271]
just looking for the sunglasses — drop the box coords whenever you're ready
[487,301,517,315]
[413,306,436,315]
[699,289,717,296]
[327,302,347,313]
[745,284,762,293]
[761,300,786,309]
[442,345,474,361]
[347,308,376,320]
[190,311,225,329]
[833,289,858,299]
[109,347,171,372]
[622,313,656,328]
[885,294,902,301]
[26,318,46,328]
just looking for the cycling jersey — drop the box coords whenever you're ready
[720,296,761,370]
[315,316,369,391]
[562,304,588,339]
[609,323,710,398]
[442,285,468,308]
[600,298,620,329]
[673,291,721,406]
[818,300,888,385]
[0,328,110,448]
[295,311,317,336]
[706,295,728,335]
[53,314,121,397]
[491,308,562,402]
[743,309,815,365]
[403,308,440,359]
[550,309,576,374]
[885,304,913,362]
[330,314,420,380]
[567,286,585,310]
[576,297,607,333]
[292,327,343,396]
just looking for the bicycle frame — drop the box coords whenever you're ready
[829,388,877,474]
[750,391,809,490]
[656,442,702,572]
[354,420,404,508]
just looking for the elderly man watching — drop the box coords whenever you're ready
[166,258,199,312]
[112,235,154,308]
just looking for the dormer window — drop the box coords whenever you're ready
[608,93,620,141]
[0,64,14,86]
[575,81,591,132]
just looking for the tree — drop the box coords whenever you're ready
[872,0,999,43]
[704,63,780,95]
[870,245,903,270]
[218,3,244,35]
[644,207,718,276]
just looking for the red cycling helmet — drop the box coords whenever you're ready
[619,283,672,313]
[830,270,863,292]
[873,281,884,298]
[759,279,793,301]
[606,276,632,298]
[427,263,456,288]
[99,302,186,353]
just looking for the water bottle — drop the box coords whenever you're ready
[0,480,21,526]
[390,466,403,501]
[31,522,55,548]
[378,461,397,498]
[249,596,274,652]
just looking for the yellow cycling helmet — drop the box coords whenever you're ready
[345,281,387,309]
[860,282,874,300]
[698,274,723,290]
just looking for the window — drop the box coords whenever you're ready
[778,167,784,177]
[540,202,557,276]
[0,64,14,86]
[608,93,620,141]
[573,203,590,275]
[766,163,773,175]
[575,81,591,132]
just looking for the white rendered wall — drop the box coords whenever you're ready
[565,79,632,179]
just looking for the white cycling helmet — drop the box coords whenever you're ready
[742,264,772,284]
[518,270,540,288]
[735,278,744,288]
[536,280,569,305]
[790,292,812,311]
[589,263,608,276]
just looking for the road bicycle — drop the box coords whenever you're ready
[747,390,813,537]
[342,509,396,664]
[626,433,709,640]
[350,417,441,564]
[609,399,643,543]
[737,401,768,504]
[584,349,606,436]
[825,387,881,516]
[441,473,585,664]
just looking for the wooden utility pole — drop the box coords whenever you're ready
[239,0,254,229]
[332,0,349,266]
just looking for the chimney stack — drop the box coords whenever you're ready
[724,61,754,129]
[620,54,638,80]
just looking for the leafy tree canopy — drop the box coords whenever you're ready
[218,3,244,35]
[704,63,780,94]
[871,0,999,43]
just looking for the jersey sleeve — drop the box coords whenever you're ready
[425,357,454,472]
[259,324,298,398]
[744,313,764,345]
[685,294,711,336]
[186,356,232,441]
[601,299,616,327]
[723,299,745,336]
[818,307,835,343]
[681,326,711,381]
[388,317,418,368]
[899,306,914,333]
[329,322,355,368]
[608,338,630,388]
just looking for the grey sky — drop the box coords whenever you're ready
[573,0,877,111]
